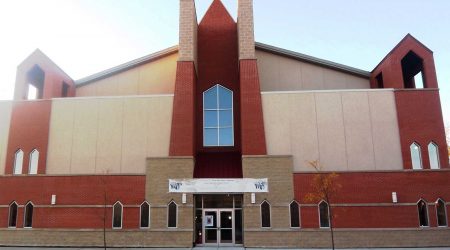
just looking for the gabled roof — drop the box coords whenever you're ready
[19,48,73,81]
[255,42,370,78]
[371,33,433,73]
[75,42,371,86]
[75,46,178,86]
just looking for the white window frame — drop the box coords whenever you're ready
[28,149,39,174]
[112,201,123,229]
[410,142,423,170]
[167,200,178,228]
[435,198,448,227]
[289,200,301,228]
[23,201,34,229]
[203,84,234,147]
[318,200,330,229]
[13,149,24,175]
[417,199,430,227]
[260,200,271,228]
[8,201,18,228]
[427,142,440,170]
[140,201,151,229]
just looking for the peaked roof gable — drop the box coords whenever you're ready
[199,0,235,26]
[18,48,73,80]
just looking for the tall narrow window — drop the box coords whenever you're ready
[29,149,39,174]
[319,201,330,228]
[140,201,150,228]
[375,72,384,88]
[203,84,233,147]
[62,82,70,97]
[417,199,429,227]
[168,201,177,228]
[13,149,24,175]
[112,201,123,229]
[261,200,271,228]
[401,51,426,89]
[24,201,34,228]
[428,142,440,170]
[410,142,423,170]
[436,199,448,227]
[8,201,18,228]
[290,201,300,228]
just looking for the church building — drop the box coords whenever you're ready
[0,0,449,248]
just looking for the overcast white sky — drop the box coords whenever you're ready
[0,0,449,126]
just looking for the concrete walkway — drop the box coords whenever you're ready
[1,247,450,250]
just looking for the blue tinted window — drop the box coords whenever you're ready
[204,111,218,127]
[204,86,218,109]
[204,128,218,146]
[203,84,234,146]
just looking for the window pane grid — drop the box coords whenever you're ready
[203,85,234,147]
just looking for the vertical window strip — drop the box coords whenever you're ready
[24,202,34,228]
[168,201,177,228]
[8,202,18,228]
[140,201,150,228]
[417,199,429,227]
[261,200,271,228]
[436,199,448,227]
[112,201,123,229]
[319,201,330,228]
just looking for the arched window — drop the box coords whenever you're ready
[428,142,440,170]
[24,201,34,228]
[436,199,448,227]
[203,84,234,147]
[112,201,123,229]
[289,200,300,228]
[410,142,422,170]
[140,201,150,228]
[417,199,429,227]
[168,200,177,228]
[8,201,18,228]
[13,149,24,175]
[319,200,330,228]
[260,200,271,228]
[29,149,39,174]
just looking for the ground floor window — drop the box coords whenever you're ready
[417,199,429,227]
[8,201,18,228]
[290,200,300,228]
[319,200,330,228]
[24,201,34,228]
[112,201,123,229]
[168,200,177,228]
[436,199,448,227]
[260,200,271,228]
[140,201,150,228]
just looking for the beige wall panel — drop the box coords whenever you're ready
[146,97,173,157]
[315,92,347,171]
[95,99,123,174]
[47,99,75,174]
[300,63,325,90]
[138,53,177,95]
[70,99,99,174]
[346,75,370,89]
[75,84,96,97]
[75,53,177,97]
[368,91,403,170]
[257,51,279,92]
[262,94,291,156]
[323,69,348,90]
[115,68,139,96]
[277,56,302,91]
[288,93,320,171]
[256,49,370,91]
[121,98,149,173]
[342,92,376,170]
[0,102,12,175]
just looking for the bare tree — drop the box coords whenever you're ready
[304,160,342,250]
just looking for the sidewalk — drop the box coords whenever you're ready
[1,247,450,250]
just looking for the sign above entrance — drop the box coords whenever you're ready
[168,178,268,193]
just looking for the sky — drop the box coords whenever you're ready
[0,0,449,126]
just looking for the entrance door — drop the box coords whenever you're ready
[203,209,234,246]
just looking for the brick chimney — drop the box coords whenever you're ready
[238,0,256,60]
[178,0,198,68]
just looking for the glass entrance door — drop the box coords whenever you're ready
[203,209,234,246]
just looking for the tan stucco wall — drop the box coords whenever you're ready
[46,96,173,175]
[76,53,178,97]
[262,90,403,171]
[256,50,369,91]
[0,101,12,175]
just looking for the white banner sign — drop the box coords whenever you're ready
[168,178,268,193]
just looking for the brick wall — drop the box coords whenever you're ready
[238,0,256,60]
[178,0,198,67]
